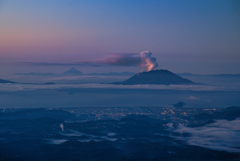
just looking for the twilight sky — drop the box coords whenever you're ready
[0,0,240,74]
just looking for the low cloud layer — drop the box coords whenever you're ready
[169,119,240,152]
[13,51,158,71]
[1,83,240,92]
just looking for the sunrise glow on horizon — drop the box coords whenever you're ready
[0,0,239,74]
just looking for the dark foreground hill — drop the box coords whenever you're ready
[0,108,239,161]
[193,109,240,121]
[111,70,194,85]
[0,79,15,83]
[0,108,77,120]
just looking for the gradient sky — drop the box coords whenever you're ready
[0,0,240,74]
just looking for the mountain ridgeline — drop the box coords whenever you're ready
[111,70,195,85]
[0,79,15,84]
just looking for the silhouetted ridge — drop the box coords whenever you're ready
[111,70,194,85]
[225,106,240,111]
[0,79,15,83]
[0,108,76,120]
[62,67,83,75]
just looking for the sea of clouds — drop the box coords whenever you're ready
[168,118,240,153]
[1,83,240,92]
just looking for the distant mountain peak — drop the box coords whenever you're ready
[70,67,77,70]
[111,69,194,85]
[62,67,83,75]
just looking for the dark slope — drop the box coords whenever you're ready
[0,79,15,83]
[193,110,240,121]
[0,108,76,120]
[111,70,194,85]
[62,67,83,75]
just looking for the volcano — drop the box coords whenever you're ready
[62,67,83,75]
[111,70,194,85]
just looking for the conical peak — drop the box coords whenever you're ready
[112,69,194,85]
[62,67,83,75]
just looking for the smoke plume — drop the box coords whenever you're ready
[139,51,158,71]
[13,51,158,71]
[60,123,64,131]
[96,51,158,71]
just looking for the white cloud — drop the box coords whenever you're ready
[188,96,199,100]
[1,83,240,92]
[170,118,240,152]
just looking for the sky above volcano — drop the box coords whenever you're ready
[0,0,240,74]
